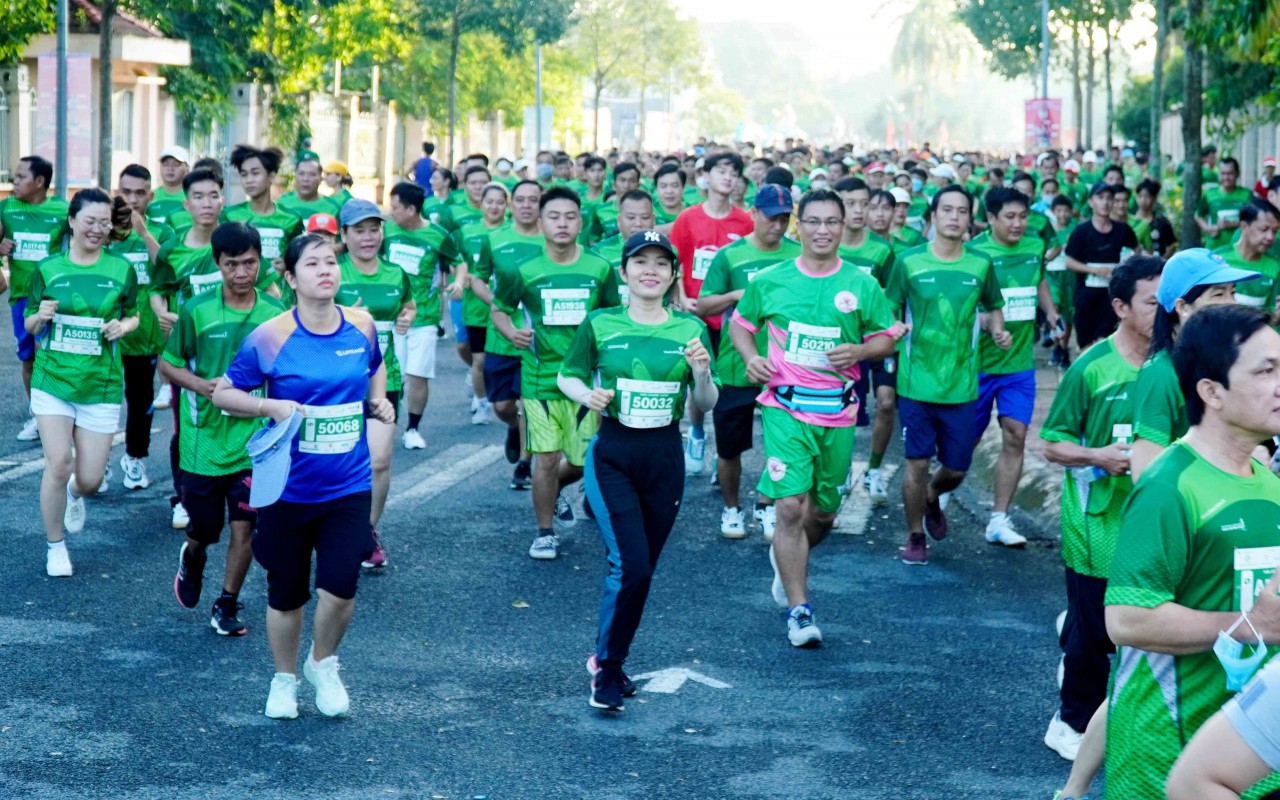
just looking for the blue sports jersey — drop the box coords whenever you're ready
[224,305,383,504]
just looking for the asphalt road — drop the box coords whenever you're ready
[0,323,1090,800]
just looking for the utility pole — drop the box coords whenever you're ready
[1040,0,1050,99]
[535,43,543,153]
[56,0,68,199]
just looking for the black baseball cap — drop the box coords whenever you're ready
[621,230,678,265]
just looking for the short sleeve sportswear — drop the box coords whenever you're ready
[968,231,1047,375]
[669,203,754,329]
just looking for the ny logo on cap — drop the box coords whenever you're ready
[644,230,662,242]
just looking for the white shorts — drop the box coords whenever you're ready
[30,388,121,435]
[393,325,438,380]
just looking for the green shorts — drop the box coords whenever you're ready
[757,405,856,513]
[525,396,599,466]
[1049,271,1075,325]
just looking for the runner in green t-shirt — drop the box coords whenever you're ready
[442,165,487,233]
[159,222,285,635]
[970,187,1058,548]
[558,229,718,711]
[422,167,455,228]
[0,155,69,441]
[1216,201,1280,322]
[25,189,140,578]
[588,189,657,309]
[653,163,687,230]
[576,156,608,244]
[1012,172,1062,251]
[1198,158,1253,250]
[277,157,342,222]
[1106,303,1280,800]
[492,186,616,561]
[1048,195,1079,367]
[1060,161,1091,210]
[222,145,301,295]
[585,163,641,245]
[1039,256,1162,760]
[146,145,189,228]
[699,183,800,540]
[322,160,354,211]
[335,202,415,569]
[888,187,926,253]
[383,181,457,451]
[885,185,1009,566]
[451,183,509,423]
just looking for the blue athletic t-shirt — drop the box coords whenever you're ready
[224,305,383,504]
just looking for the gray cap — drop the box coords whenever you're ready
[246,409,303,508]
[339,198,385,227]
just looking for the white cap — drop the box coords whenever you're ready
[1063,159,1081,173]
[695,157,706,170]
[1082,151,1098,163]
[1035,152,1053,165]
[951,153,966,163]
[928,164,956,180]
[513,159,529,172]
[889,187,912,205]
[809,168,828,178]
[159,145,190,165]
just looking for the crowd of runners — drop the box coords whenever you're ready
[5,135,1280,797]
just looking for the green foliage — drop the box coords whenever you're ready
[693,86,746,140]
[0,0,54,64]
[957,0,1043,81]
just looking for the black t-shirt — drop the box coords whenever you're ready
[1149,215,1177,258]
[1066,219,1139,289]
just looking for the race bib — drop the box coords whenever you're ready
[258,227,286,260]
[49,313,104,356]
[540,288,589,326]
[374,320,394,357]
[298,402,364,454]
[1046,253,1067,272]
[784,321,840,368]
[1235,546,1280,612]
[189,271,224,296]
[1111,423,1133,445]
[1218,208,1241,224]
[1000,286,1037,323]
[616,377,681,429]
[692,247,716,281]
[388,243,427,276]
[123,251,150,285]
[618,285,631,307]
[905,215,925,233]
[1084,263,1117,289]
[13,231,52,262]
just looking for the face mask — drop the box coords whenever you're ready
[810,179,829,191]
[911,178,923,193]
[536,164,553,181]
[696,176,709,191]
[1042,194,1055,205]
[1214,613,1268,692]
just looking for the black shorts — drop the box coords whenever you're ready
[870,357,898,392]
[707,326,722,357]
[367,390,401,423]
[180,470,256,545]
[484,353,521,403]
[252,491,373,611]
[712,385,759,460]
[466,325,488,354]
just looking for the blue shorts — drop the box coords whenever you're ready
[1225,656,1280,771]
[899,396,977,472]
[449,299,466,342]
[976,370,1036,433]
[11,299,34,361]
[483,353,521,403]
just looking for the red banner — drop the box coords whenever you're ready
[1025,98,1062,152]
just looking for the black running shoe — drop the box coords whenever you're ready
[511,460,532,490]
[587,654,636,697]
[504,426,520,464]
[589,664,625,711]
[174,542,205,609]
[210,597,247,636]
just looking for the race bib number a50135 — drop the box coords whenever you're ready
[49,313,104,356]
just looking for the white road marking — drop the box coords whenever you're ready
[386,443,505,509]
[630,667,732,694]
[833,461,899,535]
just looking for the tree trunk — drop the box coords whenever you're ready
[1104,21,1114,150]
[98,0,117,189]
[1150,0,1168,177]
[1072,23,1083,149]
[447,11,460,166]
[1085,24,1095,150]
[1181,0,1204,247]
[592,81,602,151]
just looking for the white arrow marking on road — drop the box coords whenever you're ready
[833,461,899,535]
[386,443,505,509]
[630,667,732,694]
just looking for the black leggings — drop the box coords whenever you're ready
[583,418,685,668]
[122,354,157,459]
[1059,568,1114,732]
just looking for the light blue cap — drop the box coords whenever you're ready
[338,199,385,228]
[1156,248,1260,312]
[246,408,303,507]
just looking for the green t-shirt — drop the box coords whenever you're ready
[1039,335,1140,578]
[381,220,456,327]
[454,220,504,327]
[107,232,166,356]
[220,202,304,285]
[885,244,1005,404]
[891,226,926,254]
[145,187,186,228]
[421,196,448,228]
[27,251,139,404]
[1,196,69,302]
[577,192,606,245]
[968,231,1046,375]
[443,202,481,234]
[329,188,353,210]
[837,231,896,288]
[476,225,541,359]
[701,236,801,387]
[1060,180,1089,210]
[655,204,682,226]
[1132,350,1186,447]
[906,197,929,232]
[1028,209,1057,247]
[1198,186,1253,250]
[1216,244,1280,314]
[683,185,704,207]
[492,249,616,399]
[160,290,283,475]
[334,254,411,392]
[153,234,277,304]
[276,192,342,222]
[1105,442,1280,800]
[588,201,620,245]
[560,307,715,428]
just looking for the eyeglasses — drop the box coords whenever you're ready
[799,218,842,230]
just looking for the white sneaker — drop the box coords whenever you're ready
[1044,712,1084,761]
[866,469,888,505]
[96,465,110,494]
[1057,656,1065,689]
[264,673,299,720]
[720,507,747,539]
[768,545,788,608]
[120,454,150,490]
[171,502,189,530]
[64,480,86,533]
[16,416,39,441]
[402,428,427,450]
[938,491,952,511]
[985,514,1027,547]
[756,504,777,542]
[304,652,350,717]
[153,386,171,410]
[787,605,823,648]
[46,545,73,577]
[463,374,475,398]
[529,534,559,560]
[470,400,493,425]
[1056,610,1067,637]
[684,434,705,475]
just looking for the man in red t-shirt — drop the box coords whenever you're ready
[670,151,754,475]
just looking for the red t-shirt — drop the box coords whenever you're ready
[670,203,754,330]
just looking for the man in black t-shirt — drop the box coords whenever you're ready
[1065,183,1139,350]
